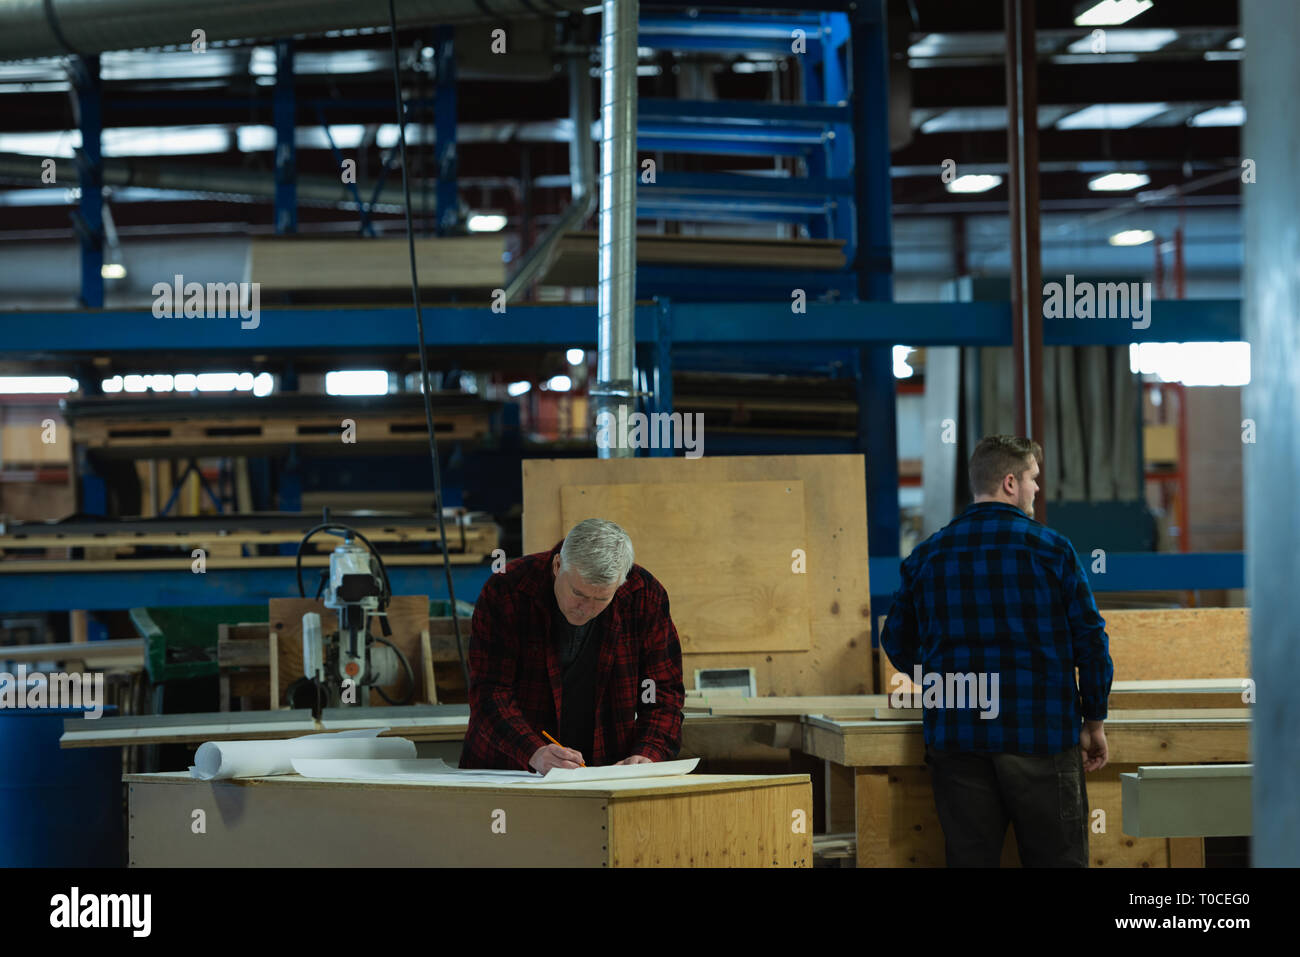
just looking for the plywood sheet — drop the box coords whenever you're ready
[249,236,506,291]
[560,480,809,653]
[1104,608,1249,680]
[880,607,1250,691]
[608,781,811,867]
[524,455,872,696]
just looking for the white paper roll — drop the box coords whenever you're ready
[189,728,416,780]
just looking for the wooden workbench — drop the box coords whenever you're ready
[125,770,812,868]
[801,709,1251,868]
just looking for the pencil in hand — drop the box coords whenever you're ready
[541,730,587,767]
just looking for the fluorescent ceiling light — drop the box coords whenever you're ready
[102,125,230,157]
[1074,0,1154,27]
[946,174,1002,194]
[1066,29,1176,53]
[0,131,79,157]
[1228,36,1245,50]
[253,372,274,397]
[1057,103,1170,129]
[1129,342,1250,386]
[0,376,78,394]
[506,381,531,397]
[196,373,242,392]
[1089,172,1151,191]
[1109,228,1155,246]
[325,370,388,396]
[1189,103,1245,127]
[468,213,507,233]
[566,349,585,365]
[101,263,127,279]
[546,375,573,392]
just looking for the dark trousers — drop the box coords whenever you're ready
[925,745,1090,867]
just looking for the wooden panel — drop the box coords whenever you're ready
[1,424,69,464]
[1104,608,1249,680]
[524,455,872,695]
[608,781,811,867]
[561,480,809,653]
[853,765,1172,868]
[855,768,946,867]
[249,236,506,291]
[803,713,1250,768]
[128,777,608,867]
[270,595,430,706]
[879,608,1250,691]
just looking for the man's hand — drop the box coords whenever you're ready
[615,754,653,766]
[1080,721,1108,771]
[529,743,584,773]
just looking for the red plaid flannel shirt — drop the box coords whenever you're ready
[460,542,685,770]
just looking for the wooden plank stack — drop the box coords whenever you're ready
[536,232,846,288]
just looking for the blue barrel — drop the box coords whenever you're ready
[0,706,123,867]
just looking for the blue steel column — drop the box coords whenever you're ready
[273,40,296,233]
[433,26,458,235]
[814,13,855,258]
[850,1,899,562]
[72,56,103,308]
[1242,0,1300,867]
[648,298,674,456]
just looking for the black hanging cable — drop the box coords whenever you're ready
[387,0,469,691]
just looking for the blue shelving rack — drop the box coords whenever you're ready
[0,2,1249,611]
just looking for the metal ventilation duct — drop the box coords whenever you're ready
[594,0,636,459]
[0,0,589,62]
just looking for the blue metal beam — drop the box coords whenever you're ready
[639,120,825,145]
[0,553,1242,613]
[72,56,103,309]
[0,300,1245,354]
[638,14,824,55]
[433,25,458,236]
[637,136,814,157]
[639,99,848,126]
[273,40,297,234]
[851,2,900,561]
[870,552,1245,598]
[0,564,494,613]
[644,172,853,197]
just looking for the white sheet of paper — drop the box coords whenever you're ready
[292,757,535,781]
[189,728,415,780]
[290,756,700,785]
[540,758,699,783]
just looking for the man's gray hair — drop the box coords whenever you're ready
[559,518,635,586]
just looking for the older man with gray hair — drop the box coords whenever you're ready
[460,518,685,772]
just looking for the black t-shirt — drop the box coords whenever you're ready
[552,595,600,764]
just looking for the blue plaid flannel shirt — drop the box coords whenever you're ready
[881,501,1113,755]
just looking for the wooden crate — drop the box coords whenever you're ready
[127,770,812,867]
